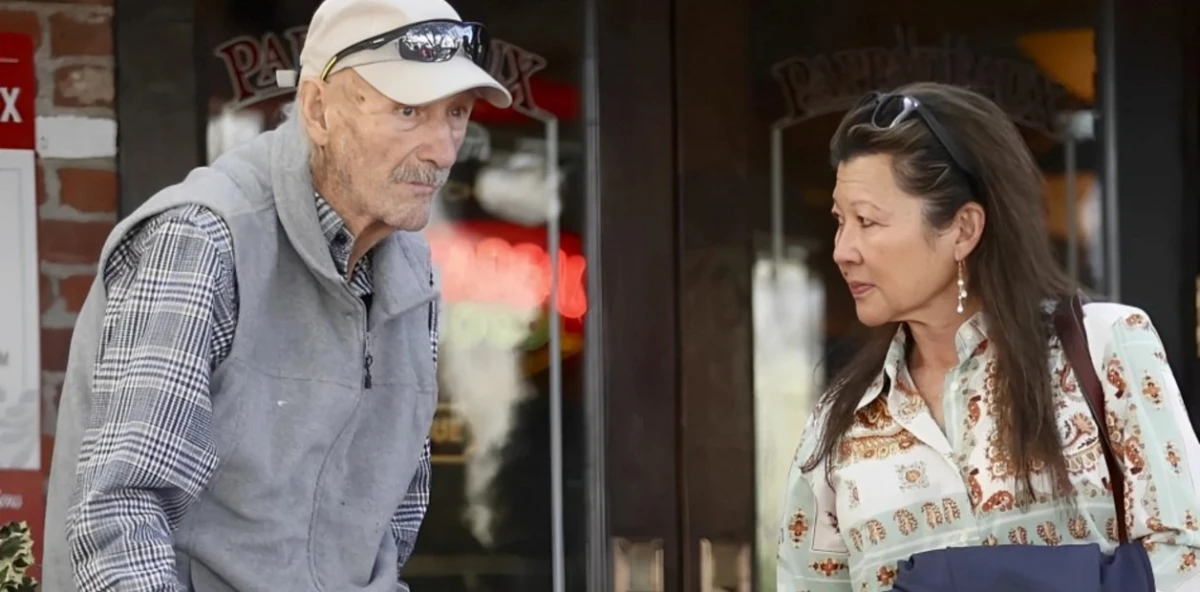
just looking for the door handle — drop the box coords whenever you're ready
[699,538,750,592]
[613,538,664,592]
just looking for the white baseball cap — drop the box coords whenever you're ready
[277,0,512,108]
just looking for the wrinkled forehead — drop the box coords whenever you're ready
[834,156,896,200]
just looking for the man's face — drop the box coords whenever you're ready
[317,71,475,232]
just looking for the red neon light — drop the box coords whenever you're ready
[471,77,581,124]
[428,232,588,319]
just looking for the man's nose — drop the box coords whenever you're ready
[421,123,459,170]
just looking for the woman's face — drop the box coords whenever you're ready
[831,154,961,327]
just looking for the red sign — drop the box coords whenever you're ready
[427,221,588,321]
[0,469,45,581]
[0,33,35,151]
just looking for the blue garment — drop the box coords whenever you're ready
[892,542,1154,592]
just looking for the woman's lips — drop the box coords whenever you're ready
[847,281,874,297]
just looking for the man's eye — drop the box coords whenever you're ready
[399,106,417,117]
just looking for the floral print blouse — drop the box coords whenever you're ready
[776,304,1200,592]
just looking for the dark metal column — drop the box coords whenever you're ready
[588,0,680,589]
[114,0,205,219]
[1098,0,1196,413]
[674,0,756,589]
[1185,0,1200,429]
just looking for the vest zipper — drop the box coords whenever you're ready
[363,330,373,389]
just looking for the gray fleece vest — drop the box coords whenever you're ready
[42,118,439,591]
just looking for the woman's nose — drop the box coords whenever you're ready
[833,228,859,266]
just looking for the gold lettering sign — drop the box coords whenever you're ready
[214,29,546,116]
[770,27,1068,137]
[484,39,549,118]
[430,401,472,464]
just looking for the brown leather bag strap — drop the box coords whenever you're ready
[1053,294,1130,544]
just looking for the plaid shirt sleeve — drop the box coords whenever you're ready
[66,206,237,592]
[393,438,432,576]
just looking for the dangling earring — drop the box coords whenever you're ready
[956,260,967,314]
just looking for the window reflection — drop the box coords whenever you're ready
[202,1,588,589]
[752,245,826,592]
[750,7,1100,587]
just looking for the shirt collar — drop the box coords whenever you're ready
[855,311,990,411]
[314,193,365,280]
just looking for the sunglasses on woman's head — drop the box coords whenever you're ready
[854,91,982,199]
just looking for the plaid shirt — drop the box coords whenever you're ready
[67,196,433,592]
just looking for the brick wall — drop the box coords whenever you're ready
[0,0,115,451]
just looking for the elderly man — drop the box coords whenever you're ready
[41,0,511,590]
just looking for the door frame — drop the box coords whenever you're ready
[587,0,682,589]
[672,0,759,587]
[1100,0,1198,421]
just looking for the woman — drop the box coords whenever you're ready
[776,82,1200,592]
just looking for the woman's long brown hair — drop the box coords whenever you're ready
[803,82,1077,506]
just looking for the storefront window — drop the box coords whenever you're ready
[747,4,1101,587]
[201,1,589,589]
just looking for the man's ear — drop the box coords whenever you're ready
[953,201,986,262]
[297,78,332,147]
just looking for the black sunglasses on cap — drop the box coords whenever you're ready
[320,19,491,81]
[854,91,981,199]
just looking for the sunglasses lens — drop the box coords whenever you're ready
[395,22,489,67]
[400,44,455,61]
[872,95,909,128]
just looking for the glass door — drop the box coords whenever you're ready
[200,1,593,589]
[744,0,1102,585]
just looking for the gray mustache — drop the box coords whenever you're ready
[391,166,451,187]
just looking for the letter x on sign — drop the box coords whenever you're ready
[0,87,21,123]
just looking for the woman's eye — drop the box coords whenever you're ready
[399,106,417,117]
[858,216,875,227]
